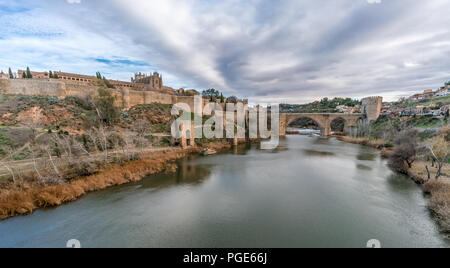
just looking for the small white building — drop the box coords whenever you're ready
[436,86,448,97]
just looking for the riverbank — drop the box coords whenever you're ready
[338,135,450,236]
[337,136,391,150]
[0,142,232,221]
[413,162,450,234]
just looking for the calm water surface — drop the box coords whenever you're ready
[0,135,448,248]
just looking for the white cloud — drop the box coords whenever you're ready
[67,0,81,4]
[403,61,420,68]
[2,0,450,103]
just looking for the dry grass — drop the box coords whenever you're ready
[381,148,394,158]
[338,136,389,149]
[0,146,214,220]
[423,178,450,233]
[0,141,233,221]
[410,161,450,181]
[416,161,450,233]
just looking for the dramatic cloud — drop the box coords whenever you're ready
[1,0,450,103]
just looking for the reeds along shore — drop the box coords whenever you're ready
[423,179,450,234]
[0,143,231,221]
[337,136,389,150]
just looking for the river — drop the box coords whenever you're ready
[0,135,448,248]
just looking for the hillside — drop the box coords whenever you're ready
[281,97,361,113]
[0,93,177,160]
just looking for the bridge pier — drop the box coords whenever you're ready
[179,121,196,149]
[279,114,287,136]
[321,127,331,137]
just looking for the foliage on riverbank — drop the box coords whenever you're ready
[423,178,450,234]
[280,97,361,113]
[337,136,391,149]
[0,141,231,221]
[341,126,449,236]
[364,115,448,143]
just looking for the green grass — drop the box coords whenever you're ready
[398,95,450,108]
[406,115,443,128]
[0,126,28,148]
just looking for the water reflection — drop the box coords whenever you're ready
[140,157,212,190]
[303,149,336,157]
[385,173,419,192]
[356,164,373,171]
[356,147,377,161]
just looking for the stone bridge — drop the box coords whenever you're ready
[279,96,383,137]
[279,113,365,136]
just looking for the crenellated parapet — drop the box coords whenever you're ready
[361,96,383,122]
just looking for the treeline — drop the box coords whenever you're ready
[281,97,361,113]
[352,115,449,180]
[201,88,239,104]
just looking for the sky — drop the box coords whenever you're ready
[1,0,450,103]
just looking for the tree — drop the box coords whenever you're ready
[388,129,421,173]
[226,96,238,104]
[54,73,59,79]
[22,71,26,79]
[102,76,113,88]
[133,119,150,151]
[26,67,32,79]
[441,125,450,141]
[96,72,102,79]
[220,93,224,103]
[428,135,449,179]
[49,71,53,79]
[202,88,220,101]
[8,68,14,79]
[94,88,119,126]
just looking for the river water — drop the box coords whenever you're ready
[0,135,448,248]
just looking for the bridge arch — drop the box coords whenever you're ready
[330,116,347,133]
[281,113,365,137]
[285,114,331,136]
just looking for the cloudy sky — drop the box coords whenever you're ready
[1,0,450,103]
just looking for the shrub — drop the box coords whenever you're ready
[94,88,119,126]
[388,129,421,172]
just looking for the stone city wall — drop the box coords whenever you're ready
[0,79,215,111]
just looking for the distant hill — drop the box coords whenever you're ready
[281,97,361,113]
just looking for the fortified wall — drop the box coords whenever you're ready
[0,79,246,112]
[361,96,383,122]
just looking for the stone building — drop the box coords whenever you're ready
[362,96,383,122]
[131,72,163,90]
[17,70,49,79]
[437,86,449,97]
[54,72,134,88]
[17,69,167,90]
[0,71,8,79]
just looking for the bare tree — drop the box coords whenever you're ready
[132,119,150,152]
[23,121,42,145]
[97,126,110,164]
[0,158,16,183]
[428,135,449,179]
[133,119,150,137]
